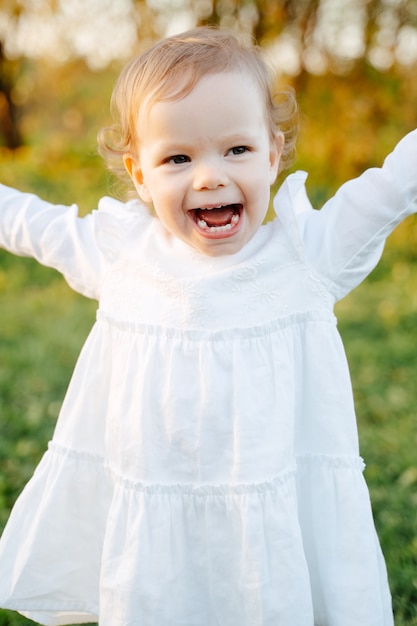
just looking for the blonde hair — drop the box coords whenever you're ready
[98,27,298,198]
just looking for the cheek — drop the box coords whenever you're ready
[156,176,186,204]
[246,163,273,194]
[151,189,181,223]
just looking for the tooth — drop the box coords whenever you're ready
[196,209,240,233]
[209,223,233,232]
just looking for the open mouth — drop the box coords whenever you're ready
[190,204,242,234]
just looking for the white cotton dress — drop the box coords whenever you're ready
[0,131,416,626]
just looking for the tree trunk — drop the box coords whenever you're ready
[0,40,23,149]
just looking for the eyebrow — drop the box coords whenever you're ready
[221,132,259,143]
[153,131,260,153]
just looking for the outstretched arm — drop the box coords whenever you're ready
[300,130,417,300]
[0,184,115,299]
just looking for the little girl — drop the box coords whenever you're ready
[0,26,416,626]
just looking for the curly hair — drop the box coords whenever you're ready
[98,26,298,198]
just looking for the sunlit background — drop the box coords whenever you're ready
[2,0,417,69]
[1,1,417,624]
[1,0,417,200]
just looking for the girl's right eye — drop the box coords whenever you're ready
[165,155,190,164]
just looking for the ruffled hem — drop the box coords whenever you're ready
[17,608,98,626]
[296,456,393,625]
[0,443,393,626]
[0,444,110,625]
[110,465,297,495]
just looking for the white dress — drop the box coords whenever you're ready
[0,131,416,626]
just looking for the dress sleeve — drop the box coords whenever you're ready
[275,130,417,301]
[0,184,140,300]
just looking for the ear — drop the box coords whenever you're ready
[269,131,284,185]
[123,154,152,204]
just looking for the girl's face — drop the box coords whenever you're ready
[125,71,283,256]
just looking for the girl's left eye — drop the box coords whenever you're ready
[166,154,190,164]
[230,146,248,155]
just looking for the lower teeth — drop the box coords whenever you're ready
[197,212,239,232]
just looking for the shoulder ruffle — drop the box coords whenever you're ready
[94,197,152,264]
[272,171,311,262]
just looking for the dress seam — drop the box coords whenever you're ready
[95,308,337,340]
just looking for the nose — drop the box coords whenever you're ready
[193,159,228,190]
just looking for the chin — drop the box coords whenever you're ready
[194,238,246,257]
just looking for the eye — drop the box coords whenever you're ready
[165,154,190,164]
[230,146,249,155]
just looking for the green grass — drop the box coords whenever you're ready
[0,153,416,625]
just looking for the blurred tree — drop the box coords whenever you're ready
[0,0,143,148]
[192,0,417,73]
[0,0,24,149]
[0,41,22,149]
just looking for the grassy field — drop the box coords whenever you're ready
[0,144,417,625]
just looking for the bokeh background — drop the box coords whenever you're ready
[0,1,417,624]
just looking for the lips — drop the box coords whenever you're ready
[190,204,242,235]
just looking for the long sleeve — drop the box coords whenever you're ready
[276,130,417,301]
[0,184,140,299]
